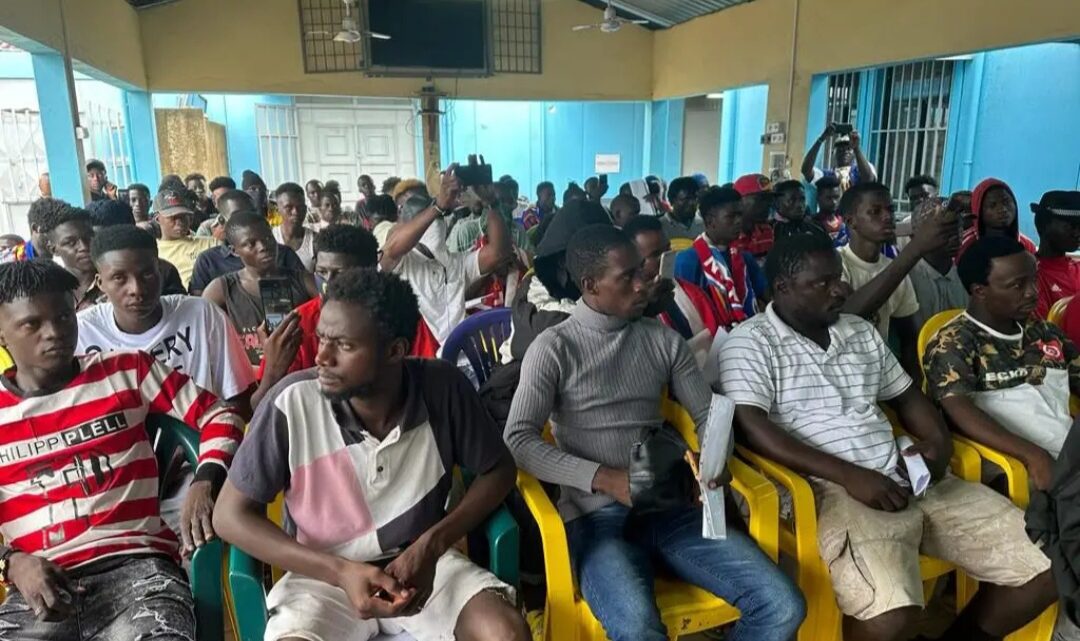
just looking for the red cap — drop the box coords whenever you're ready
[734,174,772,196]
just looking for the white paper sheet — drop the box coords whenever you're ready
[896,435,932,497]
[699,393,735,539]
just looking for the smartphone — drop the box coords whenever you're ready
[659,249,679,281]
[116,188,130,203]
[456,153,493,188]
[598,174,609,190]
[258,278,294,333]
[833,122,854,136]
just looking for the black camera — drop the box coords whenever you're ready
[455,154,493,188]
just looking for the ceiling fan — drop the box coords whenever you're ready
[306,0,390,44]
[572,0,649,33]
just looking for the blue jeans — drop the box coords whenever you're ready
[566,503,805,641]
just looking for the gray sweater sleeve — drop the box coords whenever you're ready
[668,335,714,444]
[503,332,602,494]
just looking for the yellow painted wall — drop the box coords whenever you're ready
[0,0,146,87]
[137,0,654,101]
[654,0,1080,169]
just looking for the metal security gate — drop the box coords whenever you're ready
[823,71,861,168]
[256,104,301,189]
[867,60,955,210]
[0,108,47,239]
[84,102,134,189]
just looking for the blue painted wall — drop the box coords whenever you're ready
[441,99,648,197]
[649,99,684,181]
[947,42,1080,239]
[718,85,769,183]
[30,52,84,204]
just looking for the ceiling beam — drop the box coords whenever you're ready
[607,1,675,28]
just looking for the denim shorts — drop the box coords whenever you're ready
[0,554,194,641]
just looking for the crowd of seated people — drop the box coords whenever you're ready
[0,148,1078,641]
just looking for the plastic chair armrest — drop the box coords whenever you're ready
[735,446,820,555]
[189,539,224,641]
[227,544,269,641]
[727,457,779,562]
[516,471,577,622]
[482,505,519,588]
[952,435,1030,508]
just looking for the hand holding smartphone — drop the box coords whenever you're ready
[259,278,295,333]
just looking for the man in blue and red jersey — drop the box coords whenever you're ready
[0,260,243,638]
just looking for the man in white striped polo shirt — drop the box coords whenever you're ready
[719,233,1056,641]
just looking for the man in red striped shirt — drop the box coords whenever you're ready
[0,260,244,638]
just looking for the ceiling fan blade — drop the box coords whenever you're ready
[306,30,331,37]
[616,17,650,25]
[572,24,597,31]
[366,30,391,40]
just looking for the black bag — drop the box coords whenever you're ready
[628,423,696,514]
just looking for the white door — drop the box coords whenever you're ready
[297,98,418,206]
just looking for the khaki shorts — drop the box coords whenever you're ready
[815,474,1050,621]
[264,548,514,641]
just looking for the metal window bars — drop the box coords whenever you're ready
[84,101,134,189]
[0,108,48,238]
[490,0,542,74]
[255,104,302,188]
[822,71,860,170]
[298,0,366,73]
[868,59,954,212]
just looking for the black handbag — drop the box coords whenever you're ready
[628,423,696,514]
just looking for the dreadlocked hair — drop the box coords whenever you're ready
[0,260,79,305]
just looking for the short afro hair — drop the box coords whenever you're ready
[536,181,555,196]
[566,224,635,285]
[666,176,701,201]
[381,176,401,195]
[208,176,236,192]
[621,213,663,239]
[0,260,79,305]
[764,232,838,291]
[49,208,92,236]
[324,269,420,346]
[314,224,378,268]
[391,178,428,201]
[184,173,206,184]
[957,236,1029,294]
[698,186,742,223]
[128,183,150,197]
[904,175,938,193]
[275,182,305,202]
[27,198,75,233]
[86,159,106,173]
[91,224,158,263]
[839,181,892,219]
[773,180,805,197]
[814,175,842,191]
[86,199,136,228]
[224,210,271,244]
[217,189,254,212]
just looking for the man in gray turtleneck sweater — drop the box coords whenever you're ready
[504,225,804,641]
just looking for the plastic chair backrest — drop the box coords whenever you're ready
[670,237,693,252]
[917,308,964,366]
[1049,295,1073,327]
[441,307,512,386]
[0,348,12,373]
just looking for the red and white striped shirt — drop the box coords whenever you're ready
[0,350,244,569]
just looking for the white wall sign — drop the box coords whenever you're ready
[594,153,621,174]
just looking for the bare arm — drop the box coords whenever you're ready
[801,126,831,182]
[850,131,878,182]
[940,394,1054,488]
[418,455,515,556]
[201,277,227,311]
[894,315,921,384]
[476,207,513,276]
[380,167,461,272]
[884,385,953,477]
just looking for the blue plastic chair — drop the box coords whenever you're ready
[441,307,512,386]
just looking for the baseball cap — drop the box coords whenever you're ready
[153,188,194,217]
[733,174,772,197]
[1031,191,1080,218]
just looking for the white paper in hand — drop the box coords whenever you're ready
[896,435,932,497]
[699,393,735,540]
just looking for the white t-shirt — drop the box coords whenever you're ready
[273,227,315,272]
[76,295,255,401]
[839,245,919,338]
[393,250,483,345]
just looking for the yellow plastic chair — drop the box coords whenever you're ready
[1048,295,1072,327]
[669,237,694,252]
[518,398,781,641]
[0,347,12,373]
[918,313,1060,640]
[737,436,987,641]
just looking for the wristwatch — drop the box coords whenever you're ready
[0,547,17,584]
[432,202,452,218]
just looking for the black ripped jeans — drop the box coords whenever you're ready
[0,555,194,641]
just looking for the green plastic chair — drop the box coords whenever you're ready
[227,490,519,641]
[146,415,225,641]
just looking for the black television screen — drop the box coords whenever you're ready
[367,0,489,74]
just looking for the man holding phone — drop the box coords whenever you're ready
[801,123,878,191]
